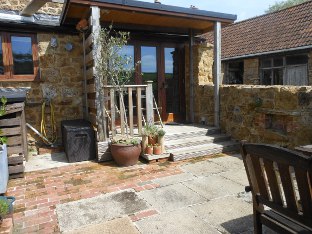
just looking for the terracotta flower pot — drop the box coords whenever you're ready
[153,145,162,155]
[145,146,153,155]
[111,143,141,167]
[148,136,158,145]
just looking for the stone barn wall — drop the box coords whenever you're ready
[198,85,312,148]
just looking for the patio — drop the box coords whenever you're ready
[7,152,275,233]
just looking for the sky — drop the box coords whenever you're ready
[140,0,280,21]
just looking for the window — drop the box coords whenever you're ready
[0,32,38,81]
[260,54,308,86]
[224,61,244,84]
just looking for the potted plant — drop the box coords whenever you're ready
[110,137,141,167]
[145,144,153,155]
[95,25,141,167]
[153,143,162,155]
[0,97,8,194]
[143,123,160,145]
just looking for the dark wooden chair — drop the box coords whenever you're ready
[240,141,312,234]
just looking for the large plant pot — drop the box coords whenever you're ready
[0,145,8,194]
[111,143,141,167]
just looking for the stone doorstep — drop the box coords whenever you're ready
[140,153,171,164]
[0,218,13,234]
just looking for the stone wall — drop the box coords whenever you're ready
[185,42,214,122]
[198,85,312,148]
[1,33,84,146]
[0,0,63,15]
[243,58,260,85]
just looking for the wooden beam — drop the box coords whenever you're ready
[214,21,221,128]
[189,29,194,123]
[20,0,50,16]
[145,81,154,124]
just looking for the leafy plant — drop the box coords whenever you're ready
[0,199,9,220]
[157,129,166,137]
[0,97,7,145]
[265,0,308,13]
[111,136,141,145]
[95,25,140,142]
[143,122,160,137]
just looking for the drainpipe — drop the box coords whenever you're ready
[214,21,221,128]
[189,29,194,123]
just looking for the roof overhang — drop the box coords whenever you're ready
[61,0,237,35]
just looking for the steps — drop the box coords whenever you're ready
[164,125,239,161]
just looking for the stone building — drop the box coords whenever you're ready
[205,1,312,86]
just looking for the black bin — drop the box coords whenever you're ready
[61,119,96,163]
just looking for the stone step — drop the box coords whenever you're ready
[165,127,221,141]
[170,141,240,162]
[165,134,231,150]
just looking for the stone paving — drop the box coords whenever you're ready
[6,152,275,233]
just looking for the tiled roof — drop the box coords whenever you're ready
[204,1,312,59]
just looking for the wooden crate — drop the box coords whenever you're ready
[0,102,27,179]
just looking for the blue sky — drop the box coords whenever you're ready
[141,0,279,21]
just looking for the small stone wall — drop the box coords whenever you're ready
[1,33,83,146]
[0,0,63,15]
[198,85,312,148]
[243,58,259,85]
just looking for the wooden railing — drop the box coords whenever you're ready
[104,81,154,138]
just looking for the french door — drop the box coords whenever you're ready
[124,42,185,123]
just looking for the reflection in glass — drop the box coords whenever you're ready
[0,37,4,74]
[11,36,34,75]
[141,46,158,101]
[165,48,179,113]
[118,45,135,84]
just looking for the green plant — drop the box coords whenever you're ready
[143,122,160,138]
[0,97,7,145]
[0,199,9,220]
[157,129,166,137]
[111,136,141,145]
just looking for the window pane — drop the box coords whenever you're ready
[273,68,283,85]
[286,55,308,66]
[273,58,283,67]
[11,36,34,75]
[227,61,243,84]
[119,45,134,70]
[261,70,272,85]
[261,59,271,68]
[141,46,158,101]
[0,37,4,75]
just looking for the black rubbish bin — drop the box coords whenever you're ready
[61,119,96,163]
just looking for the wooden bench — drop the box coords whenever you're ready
[240,141,312,234]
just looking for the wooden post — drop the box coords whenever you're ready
[82,31,89,121]
[128,87,134,137]
[119,91,125,135]
[91,6,107,141]
[110,88,116,138]
[145,81,154,124]
[189,29,194,123]
[137,87,142,135]
[214,21,221,128]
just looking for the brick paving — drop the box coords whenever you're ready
[6,159,188,234]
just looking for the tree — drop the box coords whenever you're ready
[265,0,309,13]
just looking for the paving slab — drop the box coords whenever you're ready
[191,196,253,233]
[56,190,149,232]
[182,175,244,200]
[181,160,226,176]
[152,172,195,187]
[135,207,218,234]
[64,217,140,234]
[209,155,244,170]
[138,183,207,212]
[220,168,249,186]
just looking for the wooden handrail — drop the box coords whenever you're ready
[104,82,154,137]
